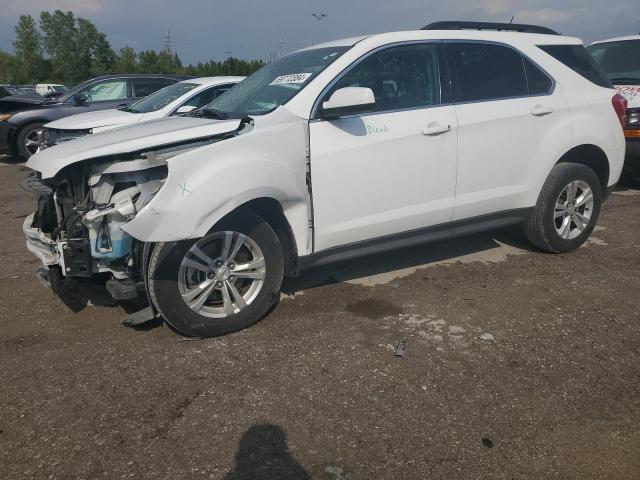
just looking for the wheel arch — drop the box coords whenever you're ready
[215,197,300,278]
[555,144,610,194]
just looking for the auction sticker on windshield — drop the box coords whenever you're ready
[270,73,313,86]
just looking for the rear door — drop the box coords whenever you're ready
[441,42,571,220]
[309,43,459,251]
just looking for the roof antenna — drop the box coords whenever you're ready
[509,16,515,24]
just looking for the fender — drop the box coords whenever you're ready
[122,107,314,255]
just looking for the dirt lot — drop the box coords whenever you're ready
[1,158,639,480]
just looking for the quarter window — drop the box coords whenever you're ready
[328,43,440,113]
[442,43,528,102]
[523,57,553,95]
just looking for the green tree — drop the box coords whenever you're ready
[0,50,18,83]
[137,50,159,73]
[12,14,45,83]
[40,10,79,83]
[114,46,137,73]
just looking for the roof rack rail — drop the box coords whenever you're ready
[422,21,560,35]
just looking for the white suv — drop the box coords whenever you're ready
[23,22,626,337]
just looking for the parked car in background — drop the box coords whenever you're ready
[36,84,69,98]
[588,35,640,163]
[0,74,190,159]
[0,85,20,99]
[40,77,243,149]
[22,22,625,338]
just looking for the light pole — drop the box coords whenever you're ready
[225,50,232,76]
[311,13,327,45]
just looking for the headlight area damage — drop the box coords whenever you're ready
[21,130,240,306]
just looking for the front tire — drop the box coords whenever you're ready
[16,122,45,160]
[148,210,284,337]
[525,163,602,253]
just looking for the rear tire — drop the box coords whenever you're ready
[16,122,45,160]
[147,210,284,337]
[525,163,602,253]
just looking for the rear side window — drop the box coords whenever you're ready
[539,45,612,88]
[133,78,175,97]
[523,57,553,95]
[442,43,528,102]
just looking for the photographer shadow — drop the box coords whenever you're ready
[224,424,310,480]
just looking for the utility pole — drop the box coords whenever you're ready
[163,29,172,52]
[278,38,284,59]
[225,50,232,76]
[311,13,327,45]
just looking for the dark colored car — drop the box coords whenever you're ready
[0,85,20,99]
[0,74,190,159]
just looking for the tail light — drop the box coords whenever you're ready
[612,93,628,129]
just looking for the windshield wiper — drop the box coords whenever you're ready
[199,108,229,120]
[610,77,640,85]
[118,105,138,113]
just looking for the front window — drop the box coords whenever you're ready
[77,79,128,102]
[587,40,640,85]
[204,46,349,117]
[127,82,199,113]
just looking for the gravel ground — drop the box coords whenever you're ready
[1,162,639,480]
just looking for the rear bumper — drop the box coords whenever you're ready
[626,138,640,159]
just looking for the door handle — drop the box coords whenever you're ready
[422,122,451,136]
[531,104,554,116]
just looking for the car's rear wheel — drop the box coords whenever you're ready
[17,122,45,159]
[147,210,284,337]
[525,163,602,253]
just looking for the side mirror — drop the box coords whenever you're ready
[320,87,375,119]
[175,105,197,114]
[73,92,89,105]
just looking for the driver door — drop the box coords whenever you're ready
[309,43,459,251]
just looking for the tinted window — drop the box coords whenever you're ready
[523,57,553,95]
[329,43,440,113]
[587,40,640,85]
[443,43,528,102]
[133,78,175,97]
[79,79,128,102]
[539,45,612,88]
[183,84,235,109]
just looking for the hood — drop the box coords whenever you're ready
[615,85,640,108]
[27,116,242,179]
[0,93,51,113]
[46,108,144,130]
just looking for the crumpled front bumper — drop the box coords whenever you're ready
[23,213,59,266]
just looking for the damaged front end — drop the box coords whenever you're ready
[22,152,168,301]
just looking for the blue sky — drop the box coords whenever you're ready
[0,0,638,64]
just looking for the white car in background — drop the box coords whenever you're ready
[40,76,244,148]
[588,36,640,161]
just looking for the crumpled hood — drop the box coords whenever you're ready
[46,108,144,130]
[615,85,640,108]
[27,116,242,179]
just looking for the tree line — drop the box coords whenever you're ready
[0,10,265,86]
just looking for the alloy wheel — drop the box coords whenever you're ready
[24,128,44,155]
[177,231,266,318]
[554,180,594,240]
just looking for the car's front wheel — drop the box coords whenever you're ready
[525,163,602,253]
[148,210,284,337]
[17,122,45,159]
